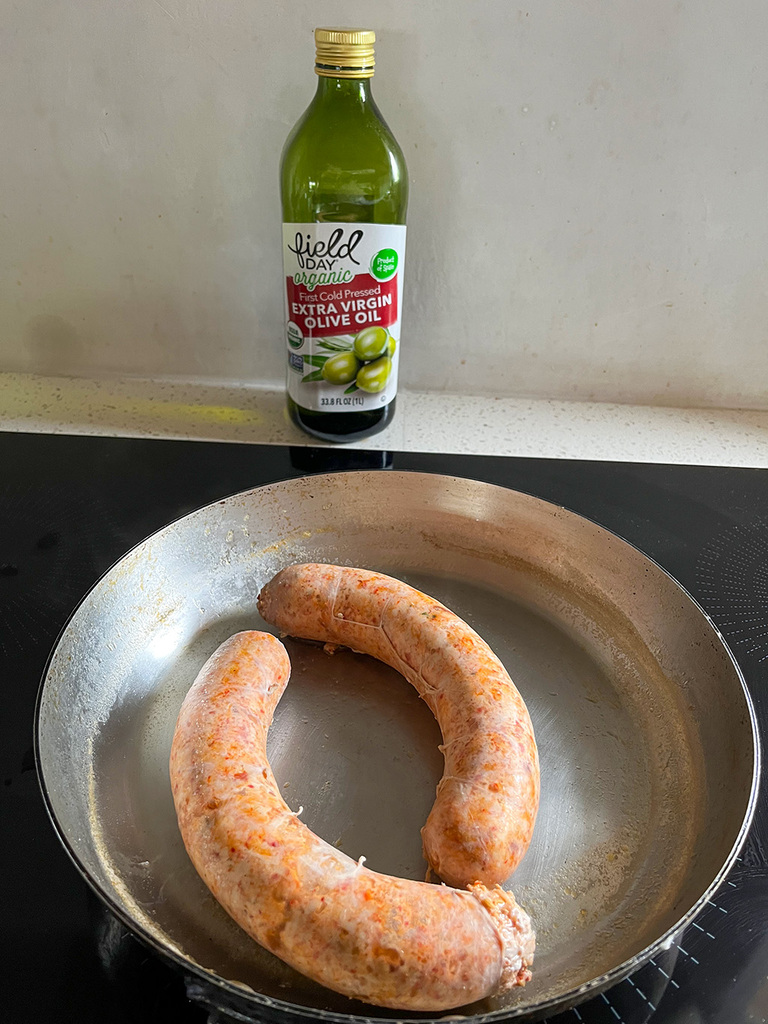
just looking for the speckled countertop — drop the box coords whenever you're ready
[3,372,768,467]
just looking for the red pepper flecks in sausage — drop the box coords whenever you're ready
[170,631,534,1011]
[257,563,540,890]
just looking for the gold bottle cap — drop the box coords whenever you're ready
[314,27,375,79]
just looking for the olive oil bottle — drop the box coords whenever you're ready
[280,28,409,442]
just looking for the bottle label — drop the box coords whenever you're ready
[282,223,406,413]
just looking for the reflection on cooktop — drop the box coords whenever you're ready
[697,516,768,663]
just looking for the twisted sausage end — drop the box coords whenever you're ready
[468,882,535,989]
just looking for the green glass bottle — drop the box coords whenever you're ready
[280,28,409,443]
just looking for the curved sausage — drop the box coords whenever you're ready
[170,630,534,1011]
[257,563,540,889]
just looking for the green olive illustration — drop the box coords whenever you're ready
[353,326,388,361]
[321,351,360,385]
[386,334,397,357]
[356,355,392,393]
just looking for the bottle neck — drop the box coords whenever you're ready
[313,75,373,108]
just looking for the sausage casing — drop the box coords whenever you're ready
[257,563,540,889]
[170,630,535,1010]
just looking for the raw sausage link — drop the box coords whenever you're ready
[257,563,540,889]
[170,631,534,1011]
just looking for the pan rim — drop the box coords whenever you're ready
[34,469,761,1021]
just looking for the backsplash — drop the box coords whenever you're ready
[3,0,766,409]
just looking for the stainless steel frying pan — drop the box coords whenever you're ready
[36,472,759,1021]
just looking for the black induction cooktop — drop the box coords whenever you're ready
[1,431,765,1024]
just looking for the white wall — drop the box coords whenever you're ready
[2,1,766,409]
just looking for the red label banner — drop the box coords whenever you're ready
[285,273,398,338]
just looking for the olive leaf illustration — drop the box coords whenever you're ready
[301,369,325,383]
[317,337,354,352]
